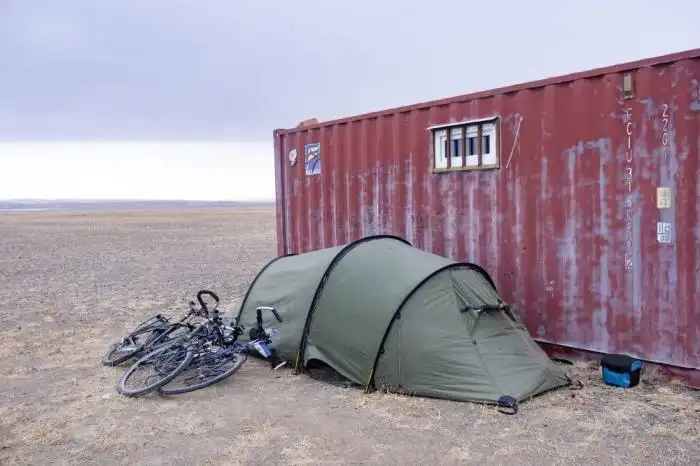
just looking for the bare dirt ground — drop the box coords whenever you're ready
[0,208,698,466]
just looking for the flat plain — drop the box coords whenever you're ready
[0,208,698,465]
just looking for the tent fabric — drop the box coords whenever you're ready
[233,235,572,404]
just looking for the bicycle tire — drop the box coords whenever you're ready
[116,341,195,397]
[158,350,247,395]
[103,319,197,367]
[102,322,168,366]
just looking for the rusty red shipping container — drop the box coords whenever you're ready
[272,49,700,385]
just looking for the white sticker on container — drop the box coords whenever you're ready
[656,187,672,209]
[288,148,298,166]
[656,221,672,243]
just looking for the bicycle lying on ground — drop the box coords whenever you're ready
[115,297,285,397]
[101,290,220,366]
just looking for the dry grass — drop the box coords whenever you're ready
[0,208,698,465]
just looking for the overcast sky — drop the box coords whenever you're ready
[1,0,698,199]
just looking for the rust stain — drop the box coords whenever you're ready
[273,49,700,375]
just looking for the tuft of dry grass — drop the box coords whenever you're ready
[0,207,698,465]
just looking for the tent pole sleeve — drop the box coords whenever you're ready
[366,262,490,391]
[294,235,412,374]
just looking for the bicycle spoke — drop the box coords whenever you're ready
[182,353,234,380]
[158,349,247,394]
[103,326,165,365]
[117,343,193,396]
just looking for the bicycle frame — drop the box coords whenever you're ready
[195,305,283,359]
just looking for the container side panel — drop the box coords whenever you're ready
[320,126,331,250]
[307,127,319,252]
[414,108,432,250]
[337,122,347,244]
[405,111,420,245]
[360,118,373,237]
[292,131,304,254]
[395,112,408,241]
[685,60,700,364]
[273,131,285,256]
[348,121,360,243]
[375,115,389,237]
[277,57,699,370]
[328,124,340,248]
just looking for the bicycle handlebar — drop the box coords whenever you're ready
[256,306,283,323]
[197,290,220,311]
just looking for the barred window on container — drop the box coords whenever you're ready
[430,117,500,172]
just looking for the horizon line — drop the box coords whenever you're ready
[0,139,273,144]
[0,198,276,202]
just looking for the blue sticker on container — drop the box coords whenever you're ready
[304,143,321,176]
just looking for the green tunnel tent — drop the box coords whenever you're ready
[233,235,573,404]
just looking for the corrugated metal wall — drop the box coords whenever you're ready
[272,49,700,373]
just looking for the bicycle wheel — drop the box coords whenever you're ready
[116,340,195,397]
[158,348,247,395]
[102,316,169,366]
